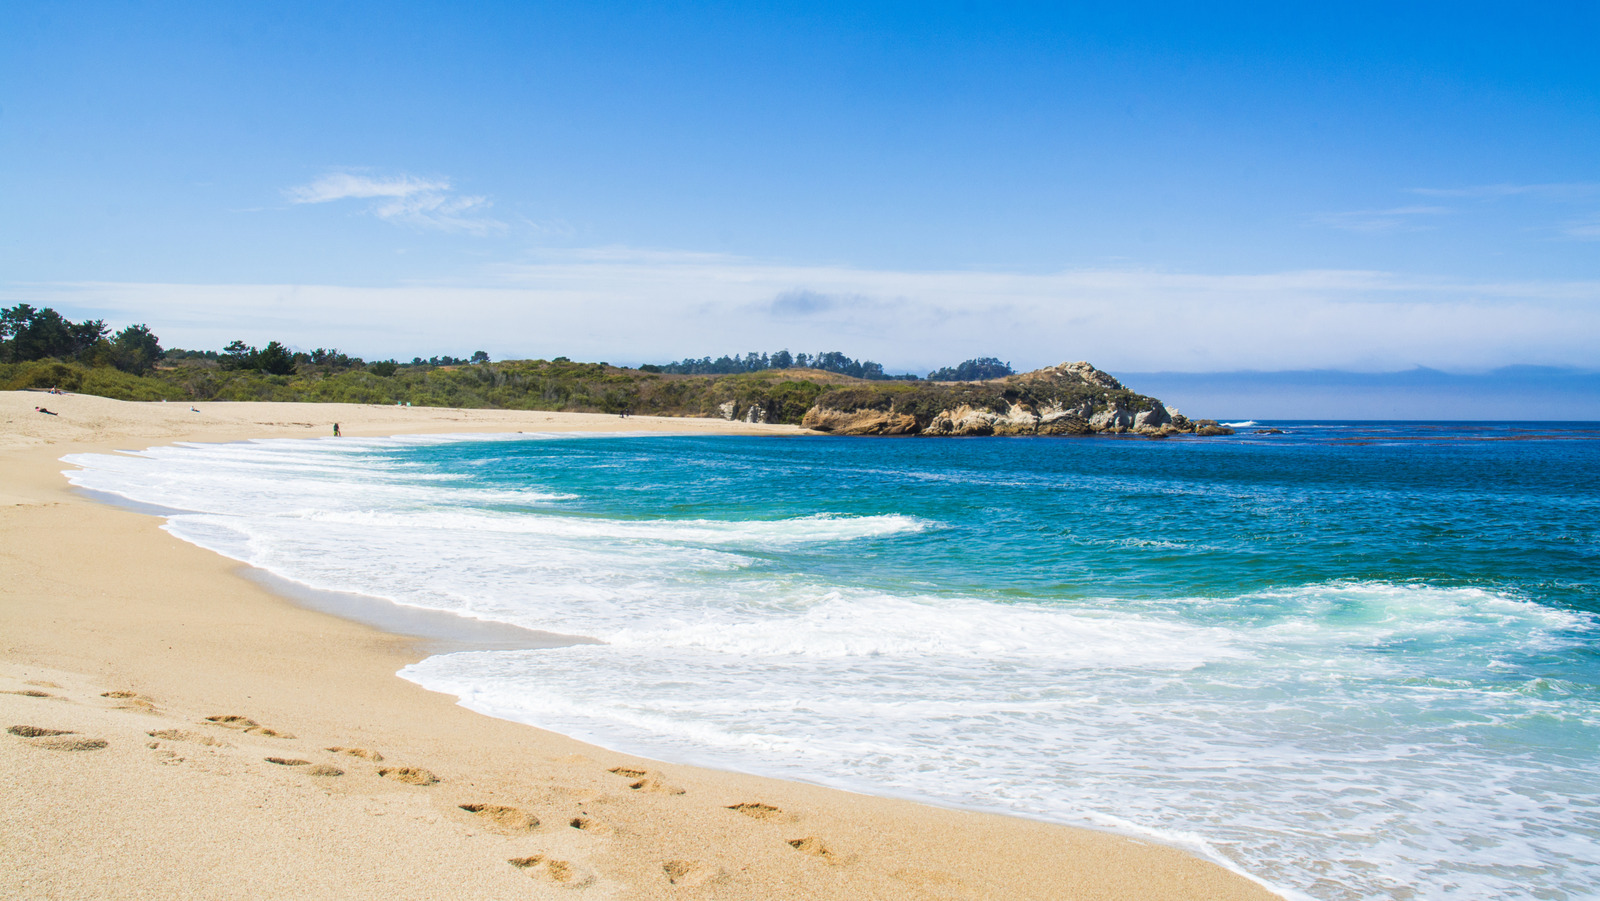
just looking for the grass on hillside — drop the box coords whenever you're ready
[0,358,857,425]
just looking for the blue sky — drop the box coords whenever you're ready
[2,2,1597,412]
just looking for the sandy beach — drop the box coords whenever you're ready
[1,391,1279,900]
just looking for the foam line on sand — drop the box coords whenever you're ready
[0,392,1282,900]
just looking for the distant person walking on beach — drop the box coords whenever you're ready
[333,422,341,437]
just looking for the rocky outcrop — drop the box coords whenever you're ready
[1037,360,1125,391]
[800,361,1233,438]
[921,402,1044,436]
[717,401,772,424]
[799,407,917,435]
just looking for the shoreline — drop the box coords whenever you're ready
[1,392,1282,900]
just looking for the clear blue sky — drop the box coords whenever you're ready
[3,2,1597,395]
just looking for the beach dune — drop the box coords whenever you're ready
[1,392,1279,900]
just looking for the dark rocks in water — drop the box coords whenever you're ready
[800,361,1234,438]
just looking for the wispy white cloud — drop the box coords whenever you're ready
[1314,206,1452,233]
[286,173,448,204]
[285,171,505,235]
[1409,183,1600,200]
[1563,216,1600,241]
[1324,183,1600,240]
[369,192,501,235]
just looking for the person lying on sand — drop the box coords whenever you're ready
[35,407,57,415]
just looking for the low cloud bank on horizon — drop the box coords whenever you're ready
[8,248,1599,376]
[1125,367,1600,421]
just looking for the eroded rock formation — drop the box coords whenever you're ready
[799,361,1232,438]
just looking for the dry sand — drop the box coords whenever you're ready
[0,391,1281,900]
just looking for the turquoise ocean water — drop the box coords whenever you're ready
[65,423,1600,899]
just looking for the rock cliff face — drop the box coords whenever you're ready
[799,361,1233,438]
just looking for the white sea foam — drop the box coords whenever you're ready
[1223,420,1259,428]
[405,577,1600,900]
[62,435,1600,901]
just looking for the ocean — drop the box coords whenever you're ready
[64,422,1600,900]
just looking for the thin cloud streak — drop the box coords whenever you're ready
[284,171,506,235]
[286,173,449,204]
[1409,183,1600,200]
[1314,206,1452,233]
[1562,216,1600,241]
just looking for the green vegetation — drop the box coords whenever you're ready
[3,304,1150,429]
[808,373,1160,428]
[0,351,848,424]
[648,349,919,380]
[926,357,1014,382]
[1,304,166,376]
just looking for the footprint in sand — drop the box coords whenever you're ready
[326,745,383,761]
[148,728,230,747]
[9,725,73,738]
[2,689,55,698]
[147,744,184,765]
[377,766,438,785]
[203,715,295,739]
[726,802,785,821]
[7,727,107,751]
[508,855,594,888]
[260,756,340,775]
[662,859,725,887]
[102,690,160,713]
[37,737,107,751]
[607,766,684,795]
[459,803,539,832]
[786,836,840,864]
[567,815,611,834]
[25,681,62,689]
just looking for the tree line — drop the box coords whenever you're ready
[926,357,1014,381]
[2,304,495,379]
[5,304,1020,387]
[645,350,1016,382]
[217,341,489,375]
[643,350,921,380]
[0,304,164,375]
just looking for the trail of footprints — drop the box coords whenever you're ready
[5,677,853,891]
[7,681,110,751]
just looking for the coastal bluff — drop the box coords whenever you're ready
[796,361,1234,437]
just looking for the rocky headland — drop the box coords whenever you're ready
[795,361,1233,437]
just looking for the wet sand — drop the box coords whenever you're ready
[0,391,1281,900]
